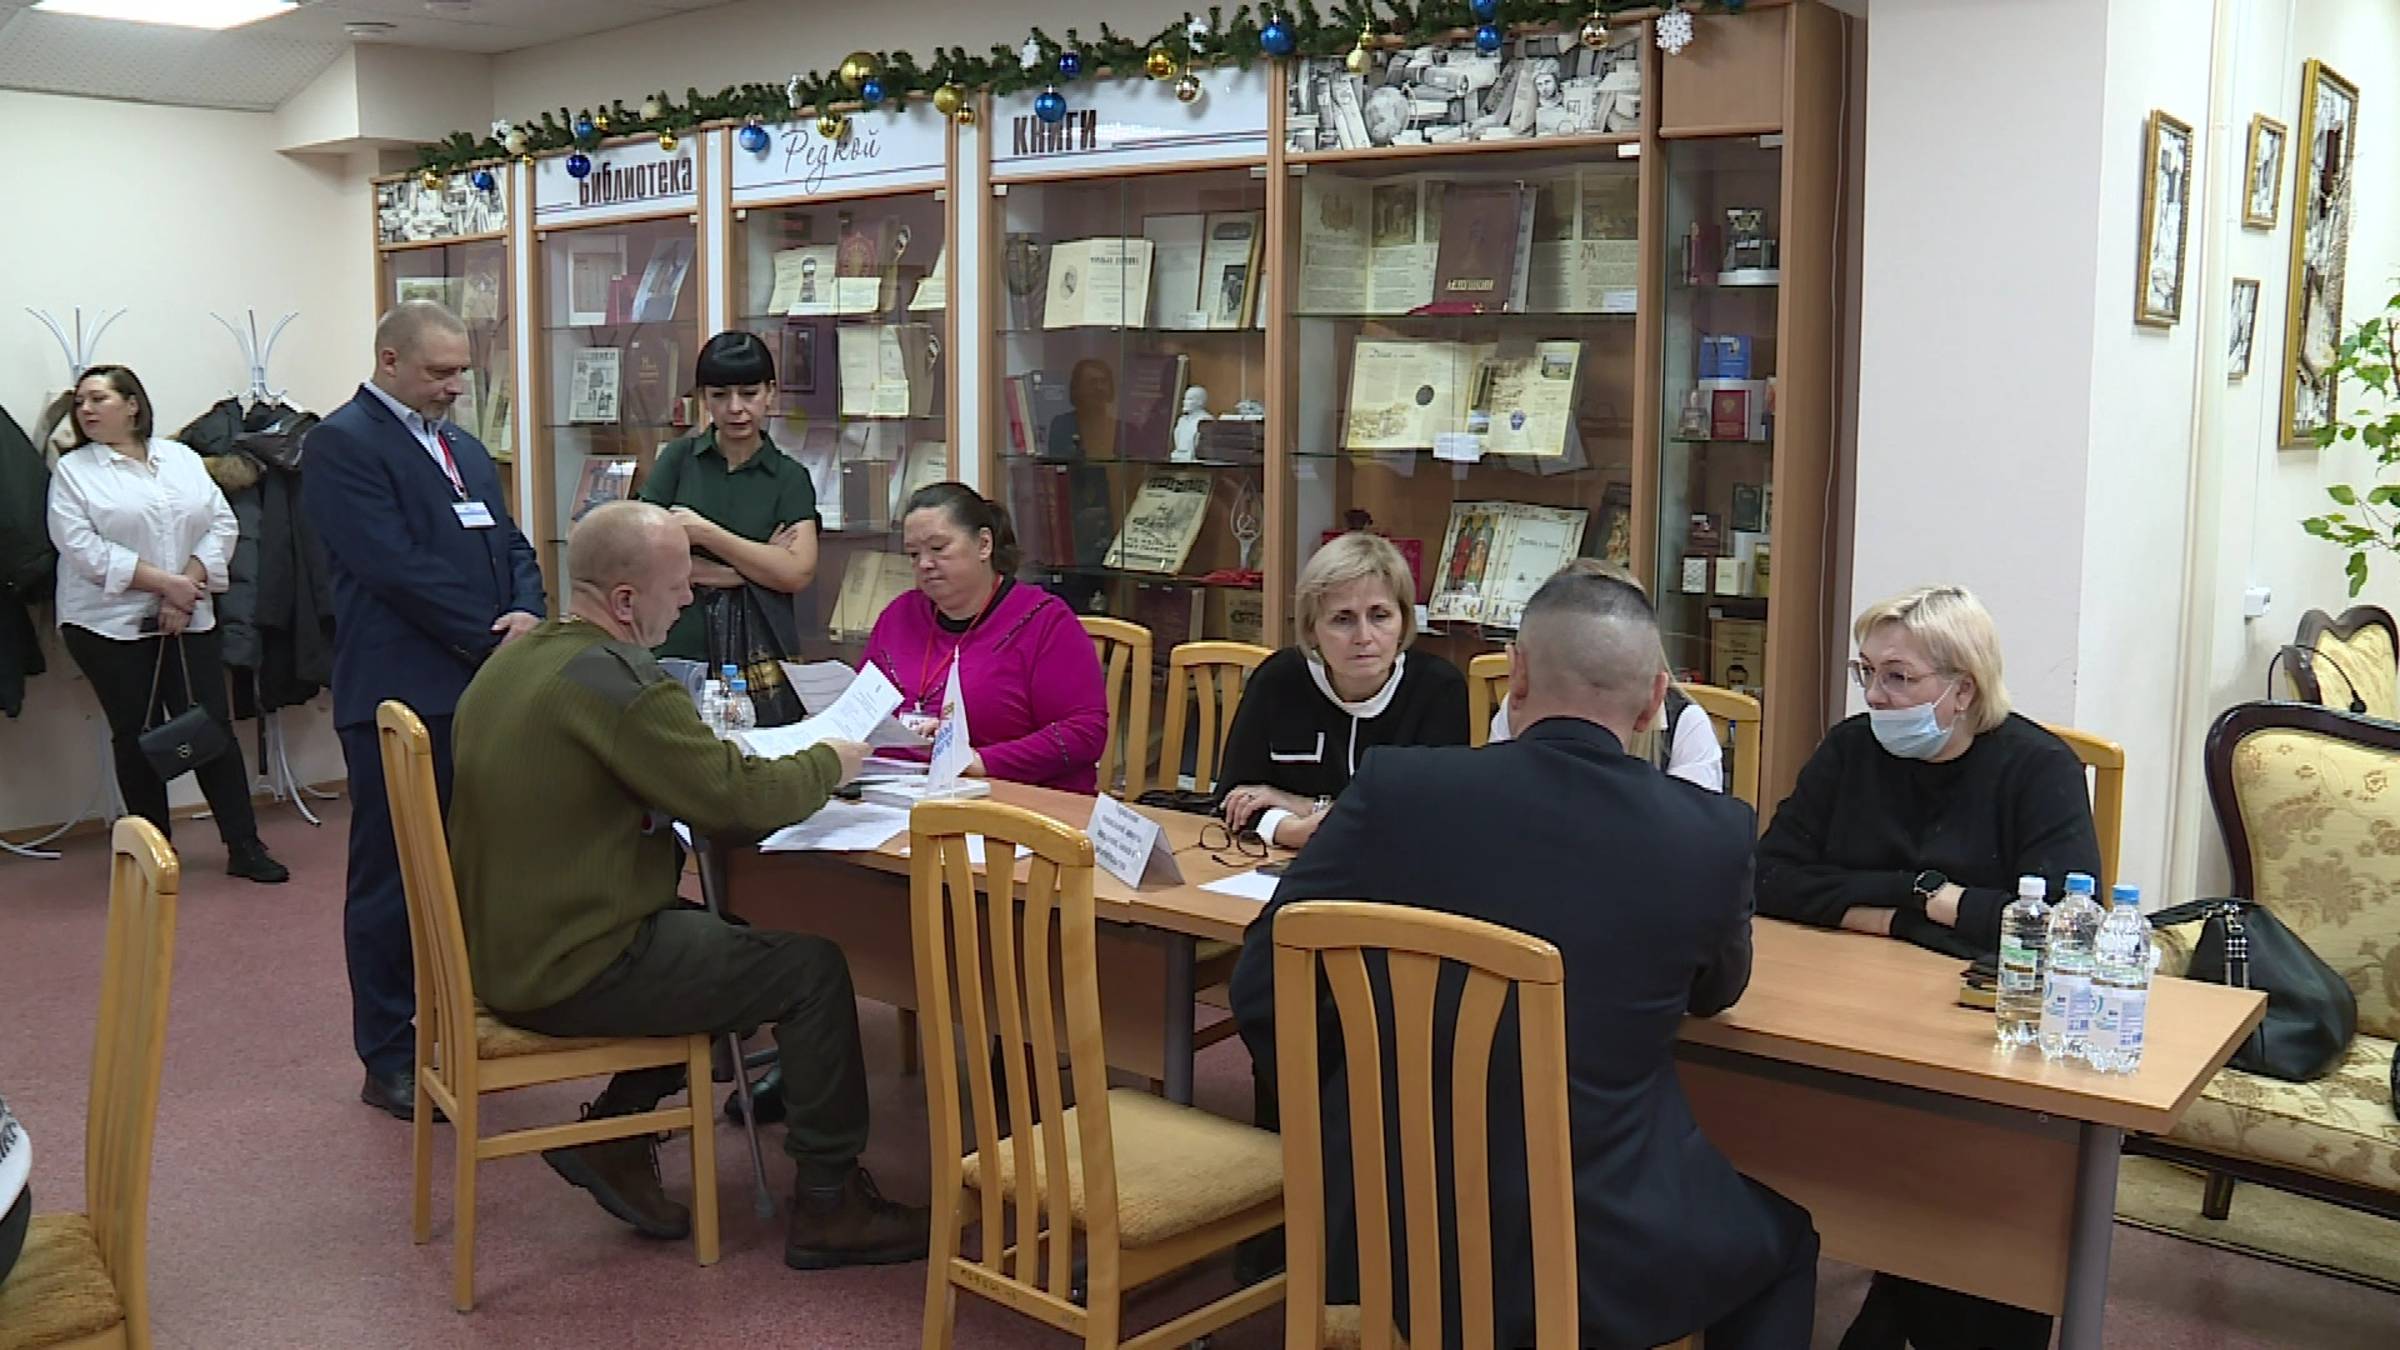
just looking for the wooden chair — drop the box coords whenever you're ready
[1157,641,1272,795]
[1084,616,1155,801]
[2041,723,2126,898]
[0,819,176,1350]
[2281,604,2400,720]
[377,701,719,1312]
[1466,652,1509,748]
[913,800,1286,1349]
[1682,682,1763,810]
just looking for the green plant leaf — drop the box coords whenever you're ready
[2330,485,2360,504]
[2349,552,2371,597]
[2305,516,2335,537]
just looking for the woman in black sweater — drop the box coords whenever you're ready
[1758,583,2099,1350]
[1217,531,1470,846]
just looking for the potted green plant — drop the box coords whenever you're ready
[2300,290,2400,596]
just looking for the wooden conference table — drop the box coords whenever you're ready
[705,782,2265,1350]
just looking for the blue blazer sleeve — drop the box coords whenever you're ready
[301,417,513,662]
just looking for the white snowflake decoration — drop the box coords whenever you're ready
[1656,6,1695,55]
[490,118,513,139]
[1021,37,1043,71]
[786,73,804,109]
[1187,15,1211,47]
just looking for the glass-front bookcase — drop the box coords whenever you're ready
[371,170,516,513]
[1279,28,1648,670]
[729,110,954,661]
[984,78,1277,672]
[528,138,705,601]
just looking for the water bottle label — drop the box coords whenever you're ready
[2066,979,2095,1038]
[2117,994,2146,1057]
[2089,993,2121,1056]
[2000,940,2040,993]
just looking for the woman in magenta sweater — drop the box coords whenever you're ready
[860,482,1108,792]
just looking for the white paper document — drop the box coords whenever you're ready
[778,661,931,749]
[757,801,912,854]
[1199,869,1282,903]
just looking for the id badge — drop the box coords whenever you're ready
[451,500,496,529]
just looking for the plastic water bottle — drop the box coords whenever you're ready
[2086,887,2154,1073]
[2039,872,2105,1061]
[696,677,726,737]
[723,675,757,737]
[1996,874,2050,1048]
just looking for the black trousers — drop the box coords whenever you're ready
[507,907,870,1185]
[60,625,258,849]
[1838,1273,2052,1350]
[336,714,449,1077]
[1702,1178,1822,1350]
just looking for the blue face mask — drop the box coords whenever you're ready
[1868,683,1958,760]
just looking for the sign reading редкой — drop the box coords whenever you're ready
[731,105,949,206]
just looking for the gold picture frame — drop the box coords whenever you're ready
[2134,110,2195,328]
[2242,114,2286,230]
[2280,59,2360,447]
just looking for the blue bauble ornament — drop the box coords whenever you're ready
[470,168,496,192]
[860,77,885,107]
[1260,17,1296,56]
[737,122,771,154]
[1057,50,1084,79]
[1033,88,1068,124]
[1471,0,1500,20]
[572,114,595,140]
[566,152,592,180]
[1475,23,1503,52]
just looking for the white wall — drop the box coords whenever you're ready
[0,92,374,838]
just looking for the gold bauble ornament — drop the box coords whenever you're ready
[1346,31,1374,74]
[838,51,880,93]
[955,104,978,127]
[932,83,965,118]
[1174,72,1202,104]
[817,110,850,141]
[657,130,677,152]
[502,128,528,155]
[1144,48,1177,80]
[420,170,444,191]
[1578,14,1610,50]
[592,109,610,131]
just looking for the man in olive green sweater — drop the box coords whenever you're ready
[449,500,927,1270]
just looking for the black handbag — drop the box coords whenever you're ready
[701,585,806,728]
[2150,897,2358,1082]
[135,637,232,781]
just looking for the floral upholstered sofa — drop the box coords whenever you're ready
[2135,701,2400,1220]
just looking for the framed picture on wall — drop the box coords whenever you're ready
[2280,59,2360,447]
[2229,278,2261,380]
[2134,109,2194,328]
[2242,115,2287,230]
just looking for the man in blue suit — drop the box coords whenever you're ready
[303,301,545,1118]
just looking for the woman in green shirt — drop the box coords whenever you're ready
[637,330,820,664]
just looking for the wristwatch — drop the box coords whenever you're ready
[1911,869,1948,909]
[1312,795,1332,816]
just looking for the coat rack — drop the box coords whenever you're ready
[6,309,130,861]
[211,309,298,403]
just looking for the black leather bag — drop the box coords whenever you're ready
[701,585,806,728]
[136,638,232,781]
[2150,897,2358,1082]
[1134,788,1220,818]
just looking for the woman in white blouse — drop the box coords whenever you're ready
[1486,559,1725,792]
[48,366,287,883]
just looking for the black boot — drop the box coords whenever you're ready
[226,838,289,884]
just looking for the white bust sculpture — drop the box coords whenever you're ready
[1171,385,1213,462]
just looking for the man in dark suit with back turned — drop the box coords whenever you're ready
[1230,569,1818,1349]
[303,300,545,1118]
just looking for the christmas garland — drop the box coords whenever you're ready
[411,1,1747,178]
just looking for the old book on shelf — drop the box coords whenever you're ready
[1103,472,1213,575]
[1206,587,1266,646]
[1143,214,1208,330]
[395,275,464,312]
[1118,353,1190,463]
[1342,339,1490,450]
[1296,178,1440,316]
[462,251,505,323]
[1001,234,1049,331]
[836,324,937,420]
[1476,340,1582,458]
[1006,461,1077,566]
[565,237,627,327]
[827,551,917,641]
[779,317,838,421]
[790,424,842,530]
[1527,169,1641,314]
[571,456,635,522]
[1433,183,1531,311]
[630,238,695,324]
[1043,237,1155,330]
[478,368,515,460]
[568,347,622,424]
[834,212,889,316]
[770,245,840,316]
[1199,211,1264,330]
[890,440,949,520]
[907,244,948,313]
[1710,617,1767,696]
[1131,582,1205,653]
[622,334,684,429]
[1427,501,1590,628]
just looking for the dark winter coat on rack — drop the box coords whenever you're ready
[178,397,335,715]
[0,405,54,718]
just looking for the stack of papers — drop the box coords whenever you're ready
[780,661,931,750]
[758,801,912,854]
[1199,869,1282,903]
[737,663,926,759]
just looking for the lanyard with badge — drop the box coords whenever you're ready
[436,427,495,529]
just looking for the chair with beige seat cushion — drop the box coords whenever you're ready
[0,818,178,1350]
[2281,605,2400,721]
[912,799,1285,1350]
[378,701,719,1312]
[2130,701,2400,1224]
[1269,900,1693,1350]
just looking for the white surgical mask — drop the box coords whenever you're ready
[1868,682,1958,760]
